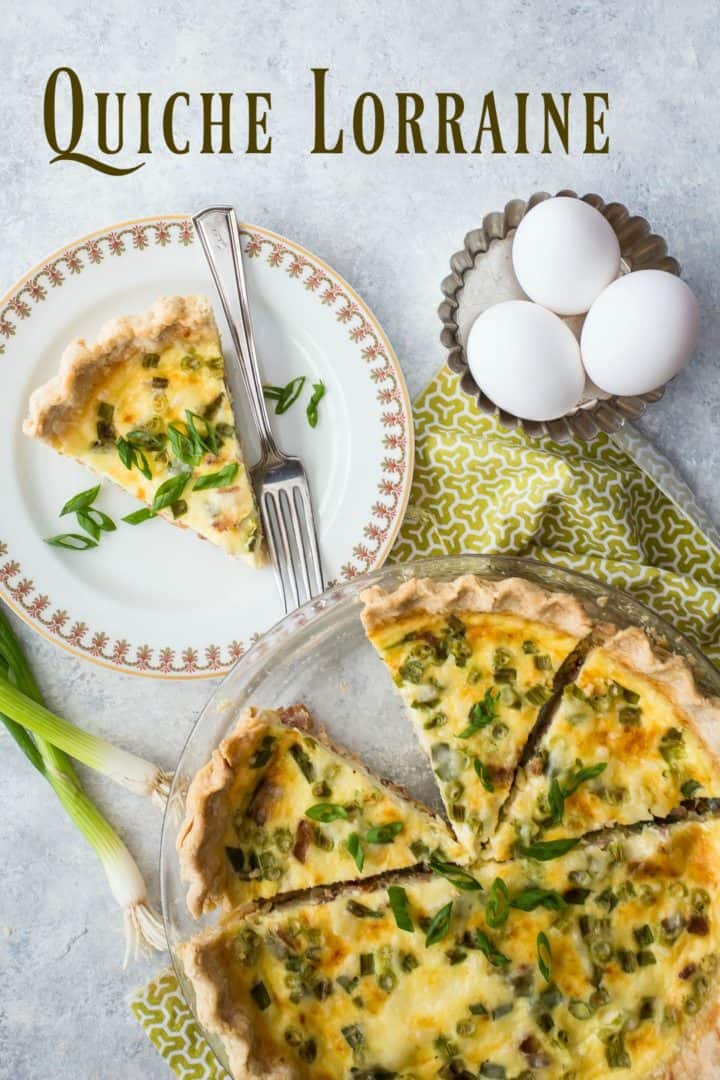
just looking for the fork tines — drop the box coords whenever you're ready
[261,477,324,613]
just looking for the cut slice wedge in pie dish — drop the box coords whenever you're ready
[360,575,592,856]
[177,704,465,917]
[491,626,720,860]
[23,295,262,564]
[179,816,720,1080]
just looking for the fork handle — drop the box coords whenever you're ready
[193,206,280,461]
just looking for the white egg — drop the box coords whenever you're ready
[466,300,585,422]
[512,197,621,316]
[581,270,700,396]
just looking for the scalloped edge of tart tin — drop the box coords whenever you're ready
[438,189,681,443]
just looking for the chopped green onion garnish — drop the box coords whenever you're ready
[458,689,499,738]
[288,742,315,782]
[298,1038,317,1063]
[563,761,607,797]
[425,901,453,946]
[152,471,190,512]
[346,831,364,872]
[633,923,654,946]
[511,886,566,912]
[429,857,481,892]
[250,980,271,1010]
[563,887,591,905]
[347,900,383,919]
[548,761,607,825]
[77,507,116,539]
[517,837,581,861]
[203,393,225,419]
[167,422,199,466]
[193,462,239,491]
[263,375,306,414]
[45,533,98,550]
[400,951,419,972]
[548,778,565,825]
[122,507,157,525]
[485,877,510,928]
[359,952,375,975]
[537,931,552,981]
[341,1023,365,1049]
[185,410,218,455]
[605,1032,631,1069]
[306,380,326,428]
[365,821,403,844]
[117,437,152,480]
[569,999,593,1020]
[474,758,494,792]
[60,484,101,516]
[249,734,276,768]
[125,428,167,452]
[388,885,413,932]
[472,928,510,968]
[305,802,349,823]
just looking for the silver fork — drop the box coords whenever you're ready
[193,206,324,613]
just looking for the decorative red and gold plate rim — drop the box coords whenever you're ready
[0,215,414,677]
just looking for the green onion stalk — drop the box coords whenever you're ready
[0,663,172,808]
[0,605,166,963]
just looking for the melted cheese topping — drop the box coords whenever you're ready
[186,819,720,1079]
[50,335,259,561]
[215,721,465,910]
[493,648,720,859]
[367,612,580,854]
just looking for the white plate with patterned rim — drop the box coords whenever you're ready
[1,215,413,678]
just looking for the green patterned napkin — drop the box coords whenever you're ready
[131,364,720,1075]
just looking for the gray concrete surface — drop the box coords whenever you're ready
[1,2,718,1076]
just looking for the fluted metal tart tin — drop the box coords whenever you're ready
[439,190,681,443]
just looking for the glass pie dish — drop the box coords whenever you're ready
[159,553,720,1074]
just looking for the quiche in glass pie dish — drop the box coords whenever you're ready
[168,566,720,1079]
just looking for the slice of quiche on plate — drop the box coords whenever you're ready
[23,295,262,564]
[177,703,465,917]
[492,626,720,859]
[360,574,592,856]
[179,816,720,1079]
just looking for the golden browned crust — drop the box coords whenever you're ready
[360,574,592,639]
[178,703,463,919]
[600,627,720,760]
[178,933,296,1080]
[178,705,315,918]
[24,295,217,440]
[177,706,273,919]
